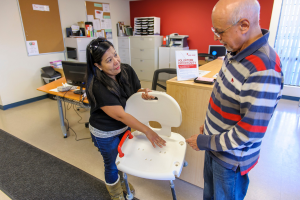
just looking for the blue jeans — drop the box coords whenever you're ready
[203,151,249,200]
[91,128,130,184]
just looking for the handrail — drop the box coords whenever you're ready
[118,130,133,158]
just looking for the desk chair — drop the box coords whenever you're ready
[198,53,217,66]
[116,91,187,200]
[152,68,177,90]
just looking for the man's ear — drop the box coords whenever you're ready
[240,18,250,33]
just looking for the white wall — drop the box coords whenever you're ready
[0,0,131,106]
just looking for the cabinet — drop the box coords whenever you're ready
[118,37,131,65]
[134,17,160,36]
[130,36,163,81]
[158,46,189,80]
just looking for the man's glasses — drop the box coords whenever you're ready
[211,19,240,38]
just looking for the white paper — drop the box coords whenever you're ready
[95,10,103,19]
[198,70,210,77]
[44,5,49,11]
[96,32,103,37]
[100,19,112,29]
[26,40,39,56]
[87,15,94,22]
[213,73,219,78]
[32,4,45,11]
[103,4,110,12]
[93,19,101,30]
[176,50,199,81]
[106,32,112,39]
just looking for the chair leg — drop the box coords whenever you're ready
[170,180,177,200]
[123,173,134,200]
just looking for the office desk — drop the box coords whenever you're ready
[37,78,89,138]
[166,59,223,188]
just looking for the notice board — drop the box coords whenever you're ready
[18,0,64,55]
[85,1,113,42]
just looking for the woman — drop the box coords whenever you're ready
[85,37,166,200]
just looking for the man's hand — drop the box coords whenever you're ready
[186,134,200,151]
[199,124,204,134]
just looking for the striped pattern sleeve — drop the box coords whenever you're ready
[197,59,283,152]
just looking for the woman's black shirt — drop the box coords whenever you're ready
[88,64,141,131]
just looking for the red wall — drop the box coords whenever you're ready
[130,0,275,54]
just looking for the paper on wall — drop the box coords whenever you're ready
[44,5,49,11]
[32,4,49,11]
[103,4,110,12]
[106,31,112,39]
[95,10,103,19]
[87,15,94,22]
[26,40,39,56]
[93,19,101,30]
[100,19,112,29]
[175,50,199,81]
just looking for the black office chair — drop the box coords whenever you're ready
[151,68,177,90]
[198,53,217,66]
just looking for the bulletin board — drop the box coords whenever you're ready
[85,1,113,41]
[17,0,64,56]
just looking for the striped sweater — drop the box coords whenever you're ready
[197,29,284,175]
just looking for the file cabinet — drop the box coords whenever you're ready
[118,37,131,65]
[130,36,163,81]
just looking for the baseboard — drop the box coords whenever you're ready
[0,95,48,110]
[281,95,300,102]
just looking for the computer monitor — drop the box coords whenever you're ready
[208,45,227,60]
[62,61,86,94]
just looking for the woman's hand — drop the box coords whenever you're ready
[145,129,166,148]
[140,88,155,100]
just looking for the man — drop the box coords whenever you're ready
[186,0,284,199]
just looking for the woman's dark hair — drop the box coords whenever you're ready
[85,37,129,105]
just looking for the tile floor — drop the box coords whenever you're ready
[0,82,299,200]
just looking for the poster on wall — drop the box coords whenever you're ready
[26,40,39,56]
[175,50,199,81]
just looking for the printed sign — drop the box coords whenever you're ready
[176,50,199,81]
[26,40,39,56]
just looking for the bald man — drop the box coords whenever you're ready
[186,0,284,199]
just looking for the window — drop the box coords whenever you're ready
[274,0,300,86]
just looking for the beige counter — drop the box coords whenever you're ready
[167,59,223,188]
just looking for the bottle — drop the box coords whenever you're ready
[80,30,83,36]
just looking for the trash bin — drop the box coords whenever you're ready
[41,66,61,100]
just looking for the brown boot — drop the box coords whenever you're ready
[118,171,135,195]
[105,175,125,200]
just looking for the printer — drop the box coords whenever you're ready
[167,33,189,48]
[65,37,96,62]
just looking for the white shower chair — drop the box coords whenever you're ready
[116,91,187,200]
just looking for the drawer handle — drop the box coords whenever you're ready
[140,49,144,52]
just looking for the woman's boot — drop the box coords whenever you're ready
[118,171,135,195]
[105,175,125,200]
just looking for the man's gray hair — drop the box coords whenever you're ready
[229,0,261,24]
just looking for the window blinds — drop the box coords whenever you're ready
[274,0,300,86]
